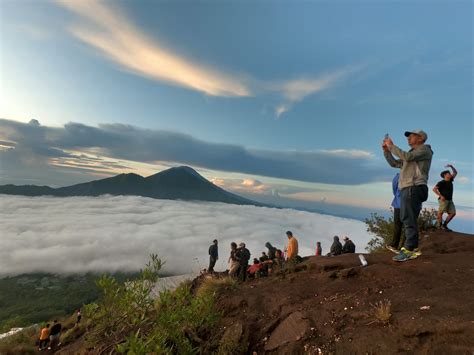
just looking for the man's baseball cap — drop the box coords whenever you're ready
[404,130,428,141]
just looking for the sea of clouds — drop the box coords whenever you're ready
[0,195,372,276]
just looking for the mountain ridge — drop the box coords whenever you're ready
[0,166,262,206]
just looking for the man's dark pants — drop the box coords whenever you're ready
[400,185,428,251]
[208,257,217,273]
[239,263,248,282]
[391,208,403,248]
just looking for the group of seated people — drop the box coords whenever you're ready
[326,235,356,256]
[246,242,286,279]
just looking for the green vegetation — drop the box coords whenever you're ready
[365,208,438,253]
[0,272,136,333]
[86,255,224,354]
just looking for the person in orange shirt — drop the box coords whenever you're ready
[38,323,50,351]
[286,231,299,261]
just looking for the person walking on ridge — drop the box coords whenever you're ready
[38,323,50,351]
[383,129,433,262]
[433,164,457,232]
[386,173,403,253]
[208,239,218,273]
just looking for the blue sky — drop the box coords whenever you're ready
[0,0,472,231]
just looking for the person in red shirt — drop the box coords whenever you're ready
[315,242,322,256]
[247,259,262,279]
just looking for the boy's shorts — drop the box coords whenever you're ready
[438,199,456,214]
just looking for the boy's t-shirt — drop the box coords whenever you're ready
[436,179,454,200]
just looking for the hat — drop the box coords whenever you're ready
[343,236,349,241]
[440,170,451,178]
[404,130,428,142]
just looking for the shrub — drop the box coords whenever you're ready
[370,299,392,325]
[84,255,222,354]
[365,208,437,253]
[196,276,237,299]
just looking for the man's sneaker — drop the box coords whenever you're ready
[442,225,453,232]
[385,245,400,254]
[393,248,419,262]
[413,248,422,256]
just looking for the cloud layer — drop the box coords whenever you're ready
[0,195,371,276]
[0,119,389,187]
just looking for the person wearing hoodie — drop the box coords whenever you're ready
[383,130,433,262]
[328,236,342,256]
[342,236,356,253]
[265,242,277,260]
[386,173,403,254]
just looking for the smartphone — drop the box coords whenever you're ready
[384,133,389,140]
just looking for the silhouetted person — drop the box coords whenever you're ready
[237,243,250,281]
[265,242,277,260]
[208,239,218,273]
[342,236,356,253]
[48,319,62,350]
[328,236,342,256]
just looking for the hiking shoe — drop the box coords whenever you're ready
[442,225,453,232]
[393,248,419,262]
[385,245,400,254]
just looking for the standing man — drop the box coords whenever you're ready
[386,173,403,253]
[208,239,218,273]
[237,243,250,282]
[48,319,62,350]
[433,164,457,231]
[383,129,433,262]
[285,231,299,261]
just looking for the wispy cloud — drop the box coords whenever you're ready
[55,0,250,97]
[271,69,353,117]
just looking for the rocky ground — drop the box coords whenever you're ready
[216,230,474,354]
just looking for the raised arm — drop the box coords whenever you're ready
[447,164,458,178]
[384,150,403,168]
[389,144,432,162]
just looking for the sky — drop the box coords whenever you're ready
[0,0,473,232]
[0,195,371,276]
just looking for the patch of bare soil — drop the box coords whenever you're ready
[216,231,474,354]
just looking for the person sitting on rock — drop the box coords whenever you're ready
[247,258,263,279]
[327,236,343,256]
[342,236,356,253]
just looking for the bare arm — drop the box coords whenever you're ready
[433,184,445,201]
[447,164,458,178]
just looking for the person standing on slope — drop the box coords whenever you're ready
[208,239,218,273]
[383,130,433,262]
[386,173,403,254]
[433,164,458,232]
[285,231,299,262]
